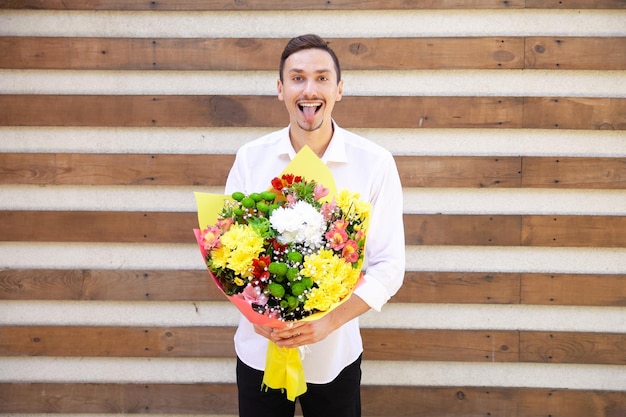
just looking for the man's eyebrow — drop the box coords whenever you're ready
[287,68,333,74]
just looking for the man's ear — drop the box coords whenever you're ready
[277,79,284,101]
[336,79,344,102]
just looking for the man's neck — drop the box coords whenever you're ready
[289,122,334,158]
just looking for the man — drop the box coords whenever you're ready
[225,34,405,417]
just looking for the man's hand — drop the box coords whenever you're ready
[252,294,370,348]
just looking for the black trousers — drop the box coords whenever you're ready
[236,354,362,417]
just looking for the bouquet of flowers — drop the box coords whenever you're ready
[193,146,370,400]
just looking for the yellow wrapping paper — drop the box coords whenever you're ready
[194,145,364,401]
[263,342,307,401]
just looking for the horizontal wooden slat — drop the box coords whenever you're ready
[521,157,626,189]
[519,273,626,307]
[522,97,626,130]
[0,0,529,11]
[5,36,623,71]
[1,383,623,416]
[2,154,622,189]
[0,95,526,129]
[522,215,626,247]
[362,329,518,362]
[0,382,240,415]
[520,332,626,365]
[1,270,624,307]
[0,269,223,301]
[0,211,626,247]
[0,36,526,70]
[2,326,625,365]
[0,326,518,362]
[395,156,522,188]
[0,326,235,358]
[525,37,626,70]
[0,211,198,243]
[0,153,234,186]
[2,95,623,130]
[524,0,626,9]
[2,211,624,247]
[3,0,625,9]
[404,214,522,246]
[397,271,522,304]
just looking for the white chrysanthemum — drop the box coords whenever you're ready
[270,201,325,248]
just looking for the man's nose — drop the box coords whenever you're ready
[303,79,317,97]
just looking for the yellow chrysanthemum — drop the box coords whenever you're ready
[334,189,371,224]
[301,248,361,312]
[334,189,359,214]
[210,245,230,269]
[211,224,264,278]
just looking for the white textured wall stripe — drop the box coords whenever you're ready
[1,243,625,274]
[2,127,625,156]
[1,301,625,333]
[2,185,625,215]
[1,10,624,37]
[0,357,624,391]
[2,69,625,97]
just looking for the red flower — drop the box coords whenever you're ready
[271,174,304,191]
[251,255,271,281]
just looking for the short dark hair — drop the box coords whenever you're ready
[279,34,341,83]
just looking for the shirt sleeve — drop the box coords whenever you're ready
[225,148,246,194]
[352,153,405,312]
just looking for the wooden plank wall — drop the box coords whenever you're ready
[1,1,625,416]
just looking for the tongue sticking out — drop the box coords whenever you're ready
[301,105,318,124]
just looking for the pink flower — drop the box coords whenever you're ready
[242,284,269,306]
[200,226,221,251]
[341,240,359,263]
[216,217,233,232]
[325,227,348,250]
[332,219,348,231]
[314,184,329,201]
[320,201,336,221]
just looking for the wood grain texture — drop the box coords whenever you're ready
[395,155,522,188]
[2,325,624,365]
[2,154,622,189]
[2,95,623,130]
[0,95,525,129]
[2,211,623,247]
[521,157,626,189]
[0,269,223,301]
[0,36,526,70]
[522,215,626,247]
[522,97,626,130]
[404,214,521,246]
[519,273,626,307]
[0,326,518,362]
[0,153,234,186]
[4,0,624,10]
[525,37,626,70]
[2,270,624,307]
[525,0,626,9]
[396,271,521,304]
[0,0,530,11]
[0,383,624,416]
[520,331,626,365]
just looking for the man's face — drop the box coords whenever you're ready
[278,48,343,133]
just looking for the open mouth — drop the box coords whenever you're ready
[298,102,322,121]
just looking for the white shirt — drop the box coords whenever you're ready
[224,122,405,383]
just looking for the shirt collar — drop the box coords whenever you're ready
[278,120,348,163]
